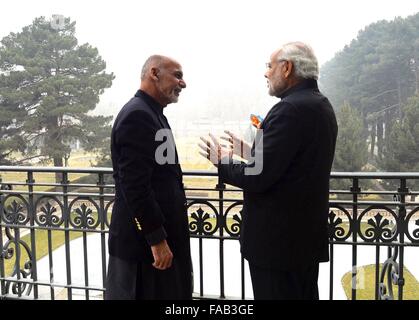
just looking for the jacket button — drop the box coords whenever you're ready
[134,218,142,231]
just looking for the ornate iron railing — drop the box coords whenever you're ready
[0,166,418,300]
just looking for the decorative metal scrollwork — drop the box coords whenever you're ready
[379,247,402,300]
[35,196,64,227]
[104,199,114,228]
[1,195,29,225]
[1,246,14,259]
[69,198,100,229]
[358,206,398,242]
[2,227,34,296]
[187,201,218,236]
[328,206,352,241]
[405,207,419,243]
[223,201,242,237]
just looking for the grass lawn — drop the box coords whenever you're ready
[342,264,419,300]
[0,151,100,192]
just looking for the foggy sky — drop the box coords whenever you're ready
[1,0,419,126]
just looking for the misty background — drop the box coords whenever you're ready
[1,0,418,171]
[1,0,418,124]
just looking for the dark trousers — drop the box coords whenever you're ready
[104,255,193,300]
[249,262,319,300]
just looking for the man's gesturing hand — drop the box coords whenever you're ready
[151,239,173,270]
[198,133,232,166]
[221,130,251,161]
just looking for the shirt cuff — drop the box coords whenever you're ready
[145,226,167,246]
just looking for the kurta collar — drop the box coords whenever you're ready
[279,78,319,99]
[135,90,164,115]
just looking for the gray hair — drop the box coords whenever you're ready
[140,55,167,80]
[277,42,319,80]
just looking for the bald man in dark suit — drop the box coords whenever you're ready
[105,55,192,300]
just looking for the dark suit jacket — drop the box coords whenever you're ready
[219,79,338,270]
[109,90,190,262]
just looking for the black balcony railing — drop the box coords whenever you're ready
[0,166,418,300]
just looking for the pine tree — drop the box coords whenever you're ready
[0,99,27,164]
[333,102,368,172]
[320,14,419,163]
[379,95,419,191]
[0,16,114,171]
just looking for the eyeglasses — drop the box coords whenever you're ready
[265,59,288,69]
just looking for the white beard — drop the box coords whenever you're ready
[169,93,179,103]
